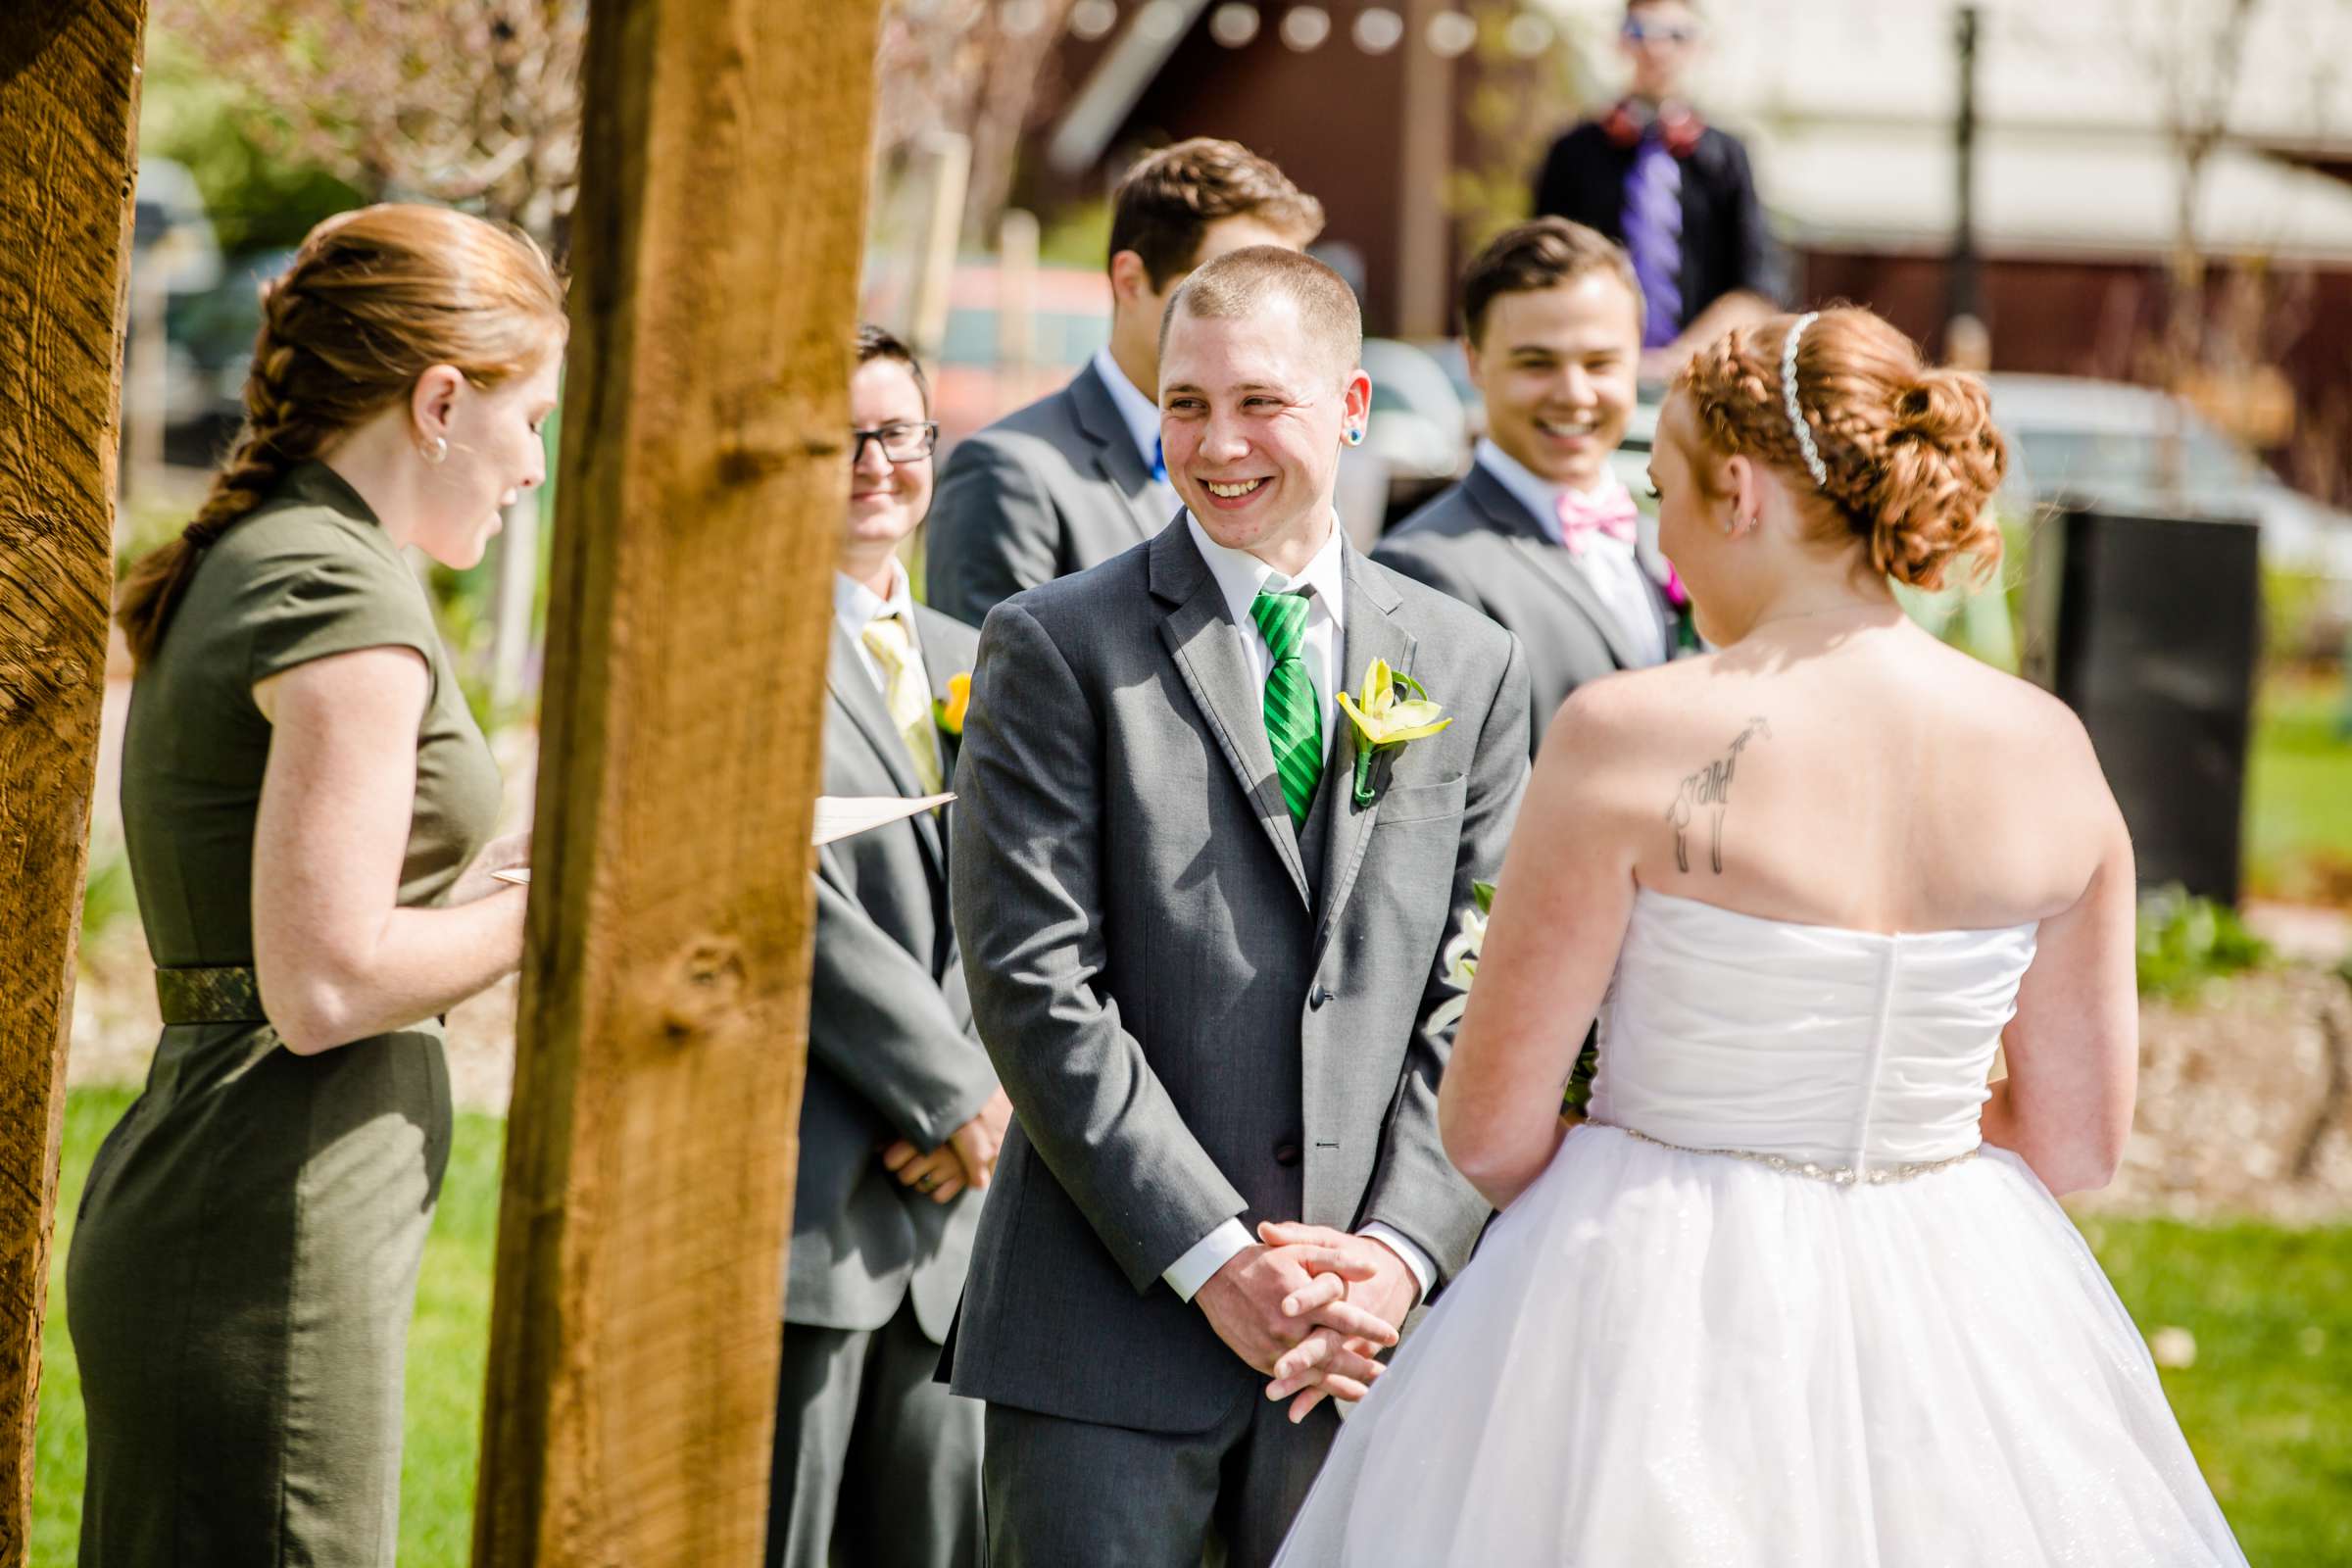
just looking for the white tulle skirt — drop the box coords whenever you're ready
[1275,1124,2245,1567]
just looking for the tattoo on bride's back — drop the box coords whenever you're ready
[1666,717,1772,875]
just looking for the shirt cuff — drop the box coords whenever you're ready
[1358,1222,1436,1305]
[1163,1218,1254,1302]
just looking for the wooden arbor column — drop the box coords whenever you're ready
[0,2,146,1557]
[473,0,881,1563]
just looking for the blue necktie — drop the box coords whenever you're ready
[1623,131,1684,349]
[1151,436,1166,483]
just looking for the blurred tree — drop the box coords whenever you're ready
[151,0,584,242]
[1446,2,1592,263]
[2128,0,2263,412]
[872,0,1080,244]
[138,36,364,255]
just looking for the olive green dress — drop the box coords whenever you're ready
[68,462,502,1567]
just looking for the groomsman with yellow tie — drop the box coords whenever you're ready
[767,326,1006,1568]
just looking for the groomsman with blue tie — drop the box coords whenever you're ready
[923,138,1325,628]
[1375,219,1690,754]
[767,327,1007,1568]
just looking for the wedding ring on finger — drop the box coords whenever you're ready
[918,1172,938,1194]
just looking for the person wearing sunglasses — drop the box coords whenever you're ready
[764,325,1008,1568]
[1533,0,1780,383]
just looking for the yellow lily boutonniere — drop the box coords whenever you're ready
[934,671,971,737]
[1333,657,1451,806]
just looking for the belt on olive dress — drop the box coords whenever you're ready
[154,965,268,1025]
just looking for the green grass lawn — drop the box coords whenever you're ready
[32,1088,2352,1562]
[2245,673,2352,904]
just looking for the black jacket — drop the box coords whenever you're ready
[1533,118,1779,333]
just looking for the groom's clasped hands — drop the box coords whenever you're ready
[1195,1220,1423,1424]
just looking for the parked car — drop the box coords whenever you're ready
[1984,373,2352,582]
[162,247,298,466]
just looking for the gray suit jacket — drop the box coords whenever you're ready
[945,522,1531,1432]
[1374,463,1678,755]
[923,361,1177,628]
[794,605,998,1345]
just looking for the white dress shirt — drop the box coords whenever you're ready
[1091,346,1161,473]
[834,561,930,697]
[1160,511,1438,1307]
[1475,438,1668,668]
[1182,512,1346,761]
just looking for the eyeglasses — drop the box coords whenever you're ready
[1623,18,1701,44]
[850,421,939,466]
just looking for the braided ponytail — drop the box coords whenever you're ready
[116,205,566,666]
[1672,306,2007,592]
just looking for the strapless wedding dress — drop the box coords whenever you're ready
[1276,889,2245,1566]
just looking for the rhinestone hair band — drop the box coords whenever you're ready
[1781,311,1830,488]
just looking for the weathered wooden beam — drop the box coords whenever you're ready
[472,0,880,1563]
[0,3,146,1559]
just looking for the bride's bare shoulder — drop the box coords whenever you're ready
[1535,658,1741,793]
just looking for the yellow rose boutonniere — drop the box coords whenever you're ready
[935,671,971,737]
[1333,657,1450,807]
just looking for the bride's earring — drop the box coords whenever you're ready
[419,434,449,466]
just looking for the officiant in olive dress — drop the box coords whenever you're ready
[69,205,564,1568]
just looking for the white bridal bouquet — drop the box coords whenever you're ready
[1431,881,1599,1114]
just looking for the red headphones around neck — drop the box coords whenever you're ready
[1601,98,1705,157]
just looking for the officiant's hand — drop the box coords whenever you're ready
[447,829,531,906]
[1255,1221,1424,1422]
[1196,1237,1398,1388]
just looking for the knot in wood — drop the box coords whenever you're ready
[661,938,749,1043]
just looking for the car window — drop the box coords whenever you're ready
[939,307,1105,369]
[2012,427,2258,497]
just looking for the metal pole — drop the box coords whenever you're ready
[1946,5,1983,336]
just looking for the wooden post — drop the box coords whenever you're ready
[0,1,146,1557]
[471,0,879,1562]
[1396,0,1453,339]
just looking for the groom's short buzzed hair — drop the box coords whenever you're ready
[1159,246,1363,380]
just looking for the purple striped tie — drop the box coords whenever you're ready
[1623,132,1684,349]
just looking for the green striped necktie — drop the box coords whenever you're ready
[1250,588,1323,829]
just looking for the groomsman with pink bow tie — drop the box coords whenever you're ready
[1375,217,1691,754]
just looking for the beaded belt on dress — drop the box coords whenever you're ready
[154,965,268,1025]
[1599,1121,1981,1185]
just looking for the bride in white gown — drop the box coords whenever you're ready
[1274,307,2245,1565]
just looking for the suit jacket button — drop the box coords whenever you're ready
[1308,985,1332,1009]
[1273,1141,1302,1168]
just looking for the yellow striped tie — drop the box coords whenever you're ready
[860,613,944,794]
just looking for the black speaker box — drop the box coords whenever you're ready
[2020,502,2262,904]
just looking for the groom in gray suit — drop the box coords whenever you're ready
[949,249,1530,1566]
[923,138,1324,628]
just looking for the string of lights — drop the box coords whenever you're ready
[1064,1,1565,60]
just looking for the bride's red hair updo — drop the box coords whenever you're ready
[1672,307,2007,591]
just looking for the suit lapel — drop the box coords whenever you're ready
[1150,525,1312,909]
[825,622,947,876]
[1312,548,1413,963]
[1070,362,1169,544]
[1466,466,1648,671]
